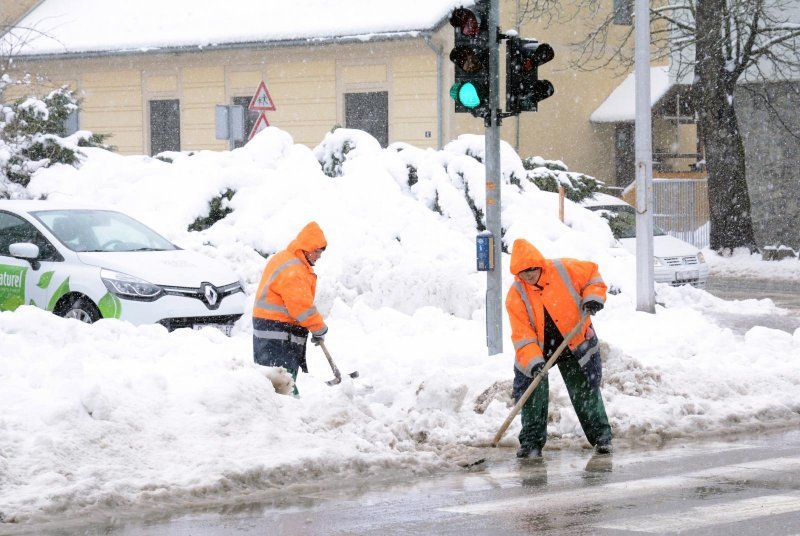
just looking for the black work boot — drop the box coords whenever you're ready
[594,439,613,454]
[516,445,543,458]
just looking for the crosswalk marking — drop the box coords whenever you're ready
[594,492,800,533]
[477,442,753,485]
[439,455,800,516]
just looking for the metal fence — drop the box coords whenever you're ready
[652,178,710,249]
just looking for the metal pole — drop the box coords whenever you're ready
[485,0,503,354]
[634,0,655,313]
[228,109,236,151]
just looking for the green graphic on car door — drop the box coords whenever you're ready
[47,276,71,312]
[38,274,122,319]
[98,292,122,319]
[0,264,27,311]
[37,271,54,289]
[29,271,56,307]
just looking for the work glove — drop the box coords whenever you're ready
[310,335,325,346]
[583,301,604,316]
[530,361,545,378]
[310,325,328,346]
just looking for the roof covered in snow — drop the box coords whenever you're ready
[3,0,472,57]
[590,66,673,123]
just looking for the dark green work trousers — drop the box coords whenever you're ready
[515,357,612,450]
[286,367,299,396]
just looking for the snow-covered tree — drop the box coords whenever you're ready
[518,0,800,252]
[1,86,109,198]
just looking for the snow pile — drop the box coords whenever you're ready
[705,247,800,280]
[1,127,799,524]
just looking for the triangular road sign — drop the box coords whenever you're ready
[248,112,270,140]
[248,81,276,111]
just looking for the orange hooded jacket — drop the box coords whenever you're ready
[505,239,607,377]
[252,222,328,335]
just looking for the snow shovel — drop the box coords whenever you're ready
[319,340,359,386]
[491,313,589,448]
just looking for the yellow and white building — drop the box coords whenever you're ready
[1,0,701,190]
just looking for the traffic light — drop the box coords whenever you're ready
[448,2,491,116]
[506,36,555,114]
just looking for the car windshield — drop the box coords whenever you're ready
[589,205,667,239]
[33,209,178,253]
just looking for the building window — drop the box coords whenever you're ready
[345,91,388,147]
[149,99,180,155]
[613,0,632,25]
[232,96,260,149]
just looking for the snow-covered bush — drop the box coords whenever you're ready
[314,126,382,177]
[0,86,107,198]
[521,155,601,202]
[188,188,236,232]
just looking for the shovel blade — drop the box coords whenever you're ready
[326,371,358,386]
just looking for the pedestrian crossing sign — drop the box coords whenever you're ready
[248,81,276,111]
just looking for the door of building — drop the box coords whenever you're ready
[149,99,181,156]
[345,91,388,147]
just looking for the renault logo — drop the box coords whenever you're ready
[200,283,219,307]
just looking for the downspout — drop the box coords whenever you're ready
[514,0,522,151]
[424,34,444,150]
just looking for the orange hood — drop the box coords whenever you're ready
[509,239,546,275]
[287,221,327,257]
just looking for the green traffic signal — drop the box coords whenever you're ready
[448,1,490,116]
[450,82,481,109]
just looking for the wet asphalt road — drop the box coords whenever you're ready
[10,430,800,536]
[703,275,800,334]
[705,276,800,310]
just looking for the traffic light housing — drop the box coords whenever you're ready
[449,2,491,116]
[506,36,555,114]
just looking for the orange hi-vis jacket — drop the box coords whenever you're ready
[252,222,328,335]
[505,239,607,377]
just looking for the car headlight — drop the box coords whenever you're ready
[101,269,163,301]
[653,257,665,267]
[696,252,706,263]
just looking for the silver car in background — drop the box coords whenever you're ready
[584,194,709,288]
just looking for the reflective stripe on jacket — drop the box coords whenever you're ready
[252,221,327,335]
[505,238,607,377]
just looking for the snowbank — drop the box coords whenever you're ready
[1,127,798,524]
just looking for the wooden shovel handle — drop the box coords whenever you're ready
[491,313,588,447]
[319,340,341,381]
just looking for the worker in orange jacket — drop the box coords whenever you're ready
[505,238,612,458]
[253,221,328,395]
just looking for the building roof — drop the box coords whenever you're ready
[3,0,472,58]
[590,66,673,123]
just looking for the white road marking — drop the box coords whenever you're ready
[439,455,800,516]
[477,443,753,484]
[595,492,800,533]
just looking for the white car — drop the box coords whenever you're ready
[0,200,245,333]
[584,194,709,288]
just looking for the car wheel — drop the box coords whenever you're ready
[61,297,101,324]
